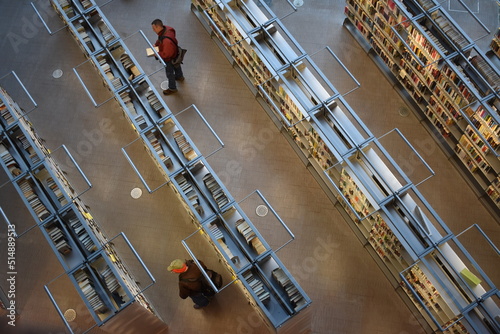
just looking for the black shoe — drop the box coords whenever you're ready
[176,77,185,82]
[163,89,178,95]
[193,304,202,309]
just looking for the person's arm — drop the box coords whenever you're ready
[178,282,190,299]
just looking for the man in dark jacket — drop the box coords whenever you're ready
[168,259,210,309]
[151,19,184,95]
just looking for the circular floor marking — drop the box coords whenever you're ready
[160,80,169,90]
[131,187,143,199]
[398,106,410,117]
[256,204,269,217]
[52,69,63,79]
[64,309,76,322]
[293,0,304,6]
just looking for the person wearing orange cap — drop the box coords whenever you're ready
[167,259,210,309]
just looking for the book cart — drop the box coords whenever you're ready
[343,0,500,218]
[192,0,500,333]
[0,71,167,333]
[30,0,313,332]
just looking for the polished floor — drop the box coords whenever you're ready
[0,1,499,334]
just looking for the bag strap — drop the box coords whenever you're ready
[159,34,178,46]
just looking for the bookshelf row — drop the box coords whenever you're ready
[50,0,312,332]
[0,84,161,330]
[192,0,500,333]
[183,198,312,332]
[343,0,500,215]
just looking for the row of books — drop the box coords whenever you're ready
[79,0,94,10]
[74,19,96,53]
[46,222,72,255]
[70,215,98,253]
[345,0,500,213]
[272,267,306,311]
[99,265,121,293]
[433,14,468,50]
[176,173,204,215]
[338,168,373,218]
[145,88,165,116]
[119,90,136,115]
[368,216,407,266]
[173,130,197,161]
[202,172,229,209]
[17,133,40,165]
[0,143,21,176]
[96,53,123,90]
[118,90,149,131]
[490,29,500,58]
[75,269,109,313]
[209,222,240,264]
[119,52,141,81]
[243,270,270,303]
[55,0,77,19]
[0,100,15,126]
[235,218,266,255]
[470,56,500,90]
[404,265,443,312]
[46,176,69,206]
[19,178,51,221]
[96,18,115,45]
[146,130,173,168]
[415,0,435,11]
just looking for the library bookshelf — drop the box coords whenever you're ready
[0,78,167,333]
[343,0,500,218]
[192,0,500,333]
[32,0,313,333]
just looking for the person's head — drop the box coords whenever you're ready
[167,259,188,273]
[151,19,164,34]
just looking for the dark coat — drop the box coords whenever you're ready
[178,260,207,299]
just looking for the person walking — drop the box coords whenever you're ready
[167,259,210,309]
[151,19,184,95]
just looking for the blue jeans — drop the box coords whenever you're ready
[165,61,183,90]
[190,293,210,307]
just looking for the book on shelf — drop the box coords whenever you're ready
[97,19,115,44]
[0,143,22,176]
[176,173,204,215]
[0,100,15,125]
[18,178,51,220]
[272,267,305,311]
[17,133,40,164]
[46,223,72,255]
[119,53,141,79]
[145,88,165,115]
[173,130,197,160]
[243,271,270,303]
[203,172,229,208]
[70,216,98,253]
[75,268,109,313]
[235,218,266,255]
